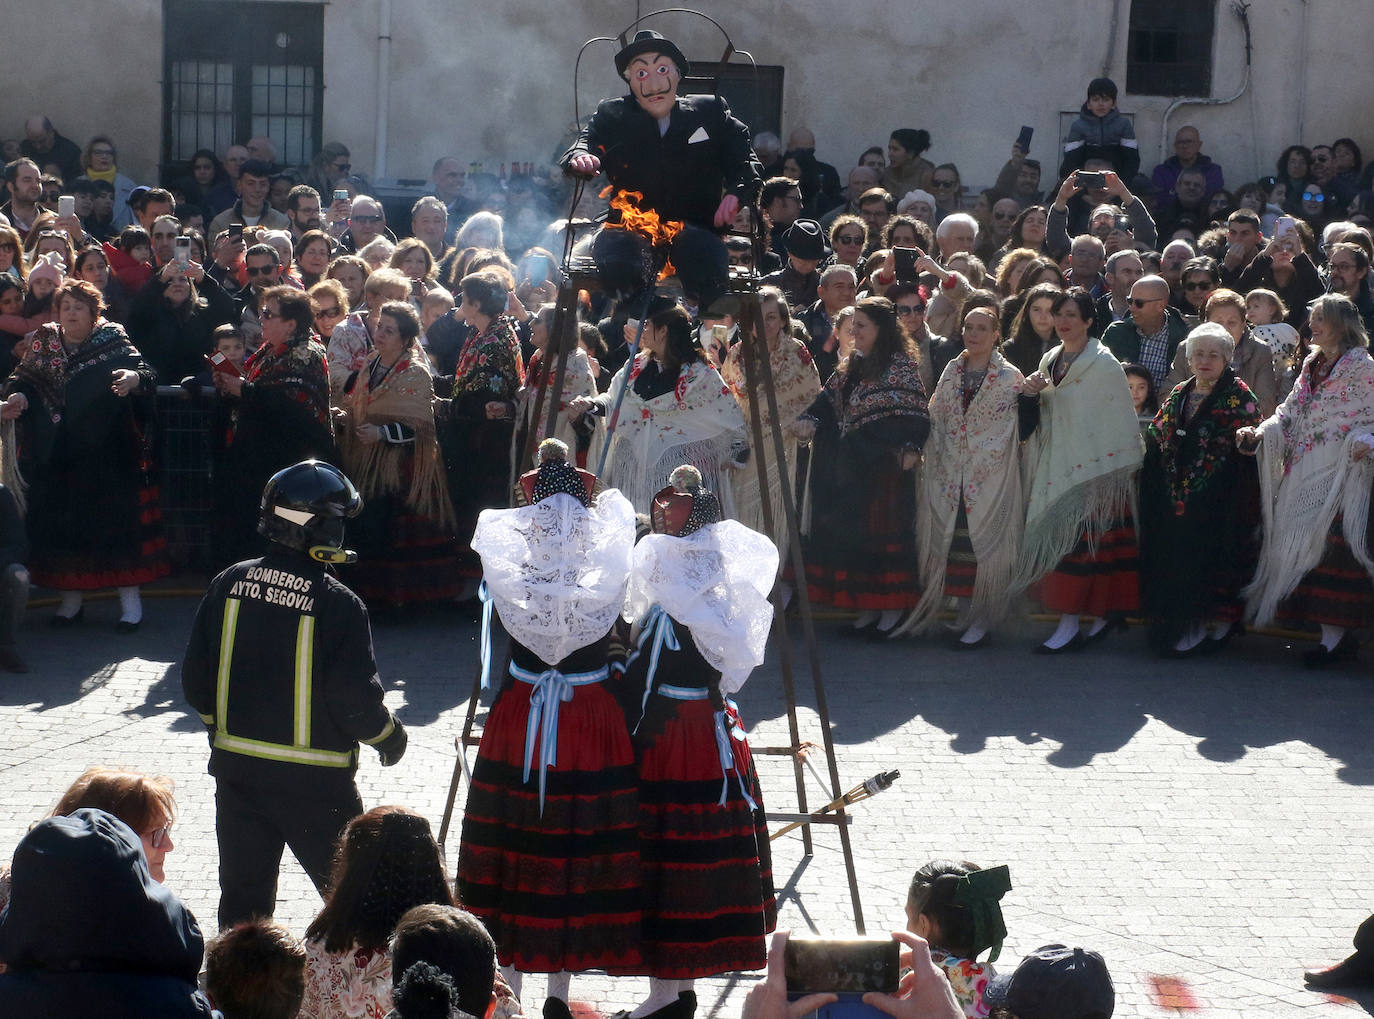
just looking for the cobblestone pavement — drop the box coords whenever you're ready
[2,591,1372,1017]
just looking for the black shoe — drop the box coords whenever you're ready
[678,990,697,1019]
[49,607,84,628]
[948,629,988,650]
[1204,621,1245,653]
[1033,632,1084,655]
[1083,614,1128,645]
[0,646,28,673]
[543,997,574,1019]
[115,619,141,634]
[1305,952,1374,989]
[1302,632,1359,669]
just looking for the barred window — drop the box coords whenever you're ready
[1126,0,1217,96]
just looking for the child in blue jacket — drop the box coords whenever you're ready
[1060,77,1139,181]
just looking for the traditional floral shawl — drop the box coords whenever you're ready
[1147,368,1260,516]
[325,312,372,398]
[14,321,140,416]
[340,351,455,528]
[906,350,1024,632]
[512,346,598,473]
[591,352,746,515]
[721,334,821,548]
[243,332,332,432]
[1244,346,1374,625]
[453,316,523,403]
[821,349,928,437]
[1014,339,1144,590]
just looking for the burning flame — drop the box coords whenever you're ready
[602,188,684,279]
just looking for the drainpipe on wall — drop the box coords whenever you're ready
[1158,1,1253,168]
[1101,0,1122,78]
[375,0,391,181]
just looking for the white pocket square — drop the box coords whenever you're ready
[688,127,709,144]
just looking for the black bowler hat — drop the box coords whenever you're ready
[615,30,689,78]
[782,219,831,262]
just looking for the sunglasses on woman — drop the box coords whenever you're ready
[1302,192,1325,203]
[145,822,172,849]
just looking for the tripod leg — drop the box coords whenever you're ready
[438,665,485,847]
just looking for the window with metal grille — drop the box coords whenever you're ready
[162,0,323,177]
[1126,0,1216,96]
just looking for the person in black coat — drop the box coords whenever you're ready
[126,261,239,385]
[562,30,763,312]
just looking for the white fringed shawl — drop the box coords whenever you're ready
[1244,346,1374,625]
[903,350,1025,632]
[590,353,746,516]
[1013,339,1144,590]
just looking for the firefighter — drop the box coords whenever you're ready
[182,459,408,928]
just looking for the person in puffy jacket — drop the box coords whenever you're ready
[1059,77,1140,182]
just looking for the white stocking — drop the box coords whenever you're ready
[117,585,142,624]
[1085,615,1108,637]
[1320,624,1346,651]
[500,966,522,1001]
[546,971,571,1004]
[57,591,83,619]
[959,622,987,645]
[1043,614,1080,649]
[630,978,680,1017]
[876,609,902,632]
[852,610,878,629]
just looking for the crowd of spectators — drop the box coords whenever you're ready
[3,70,1374,1015]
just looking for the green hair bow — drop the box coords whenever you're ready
[953,864,1012,962]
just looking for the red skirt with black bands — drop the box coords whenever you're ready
[634,695,776,978]
[1036,516,1140,616]
[457,659,643,974]
[1276,516,1374,630]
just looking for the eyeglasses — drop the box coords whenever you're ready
[145,823,172,849]
[333,162,351,173]
[1302,192,1325,203]
[350,215,383,224]
[1129,298,1160,308]
[1183,280,1215,291]
[895,303,926,315]
[259,309,280,321]
[835,234,864,245]
[315,305,343,318]
[245,265,277,277]
[931,179,957,189]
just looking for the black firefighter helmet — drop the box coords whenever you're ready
[258,460,363,564]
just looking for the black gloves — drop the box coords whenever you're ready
[374,718,408,766]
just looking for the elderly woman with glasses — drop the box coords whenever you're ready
[1239,294,1374,667]
[1162,288,1280,416]
[78,136,137,229]
[1139,323,1262,656]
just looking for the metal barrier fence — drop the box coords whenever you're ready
[156,386,217,573]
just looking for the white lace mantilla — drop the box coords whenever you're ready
[625,520,779,694]
[473,490,636,665]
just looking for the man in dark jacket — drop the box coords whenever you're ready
[0,808,215,1017]
[562,30,763,312]
[182,460,407,927]
[1101,275,1191,390]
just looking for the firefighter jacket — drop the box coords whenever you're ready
[181,548,396,786]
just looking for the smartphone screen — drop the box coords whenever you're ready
[784,938,900,995]
[1076,171,1106,189]
[893,247,919,282]
[1015,125,1034,152]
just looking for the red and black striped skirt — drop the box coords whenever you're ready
[943,502,978,600]
[1276,516,1374,630]
[635,695,776,978]
[1036,515,1140,617]
[457,673,643,974]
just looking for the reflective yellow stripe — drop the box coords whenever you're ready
[197,712,215,726]
[295,615,314,746]
[215,598,241,731]
[361,715,396,746]
[213,732,356,768]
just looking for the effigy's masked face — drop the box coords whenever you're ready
[626,53,680,117]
